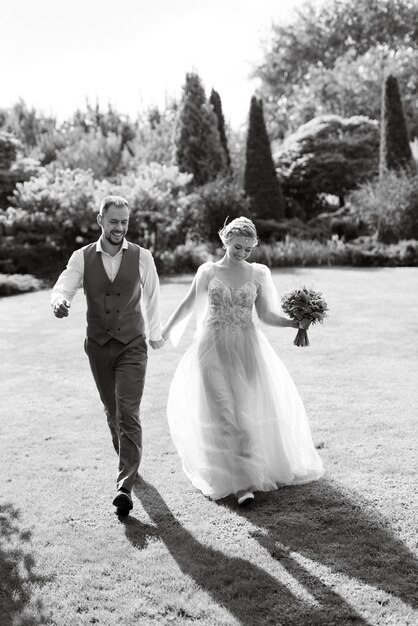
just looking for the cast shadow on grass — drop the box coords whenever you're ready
[127,481,368,626]
[228,480,418,612]
[0,503,52,626]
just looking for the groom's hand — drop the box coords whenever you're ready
[53,299,71,318]
[149,338,166,350]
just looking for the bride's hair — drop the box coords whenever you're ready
[218,216,258,247]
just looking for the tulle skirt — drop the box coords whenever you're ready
[167,323,324,500]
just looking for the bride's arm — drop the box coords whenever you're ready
[255,296,299,327]
[254,264,299,328]
[161,263,212,339]
[162,283,196,339]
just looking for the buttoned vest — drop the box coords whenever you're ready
[83,242,145,345]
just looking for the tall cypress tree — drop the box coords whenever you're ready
[244,96,285,220]
[176,73,226,186]
[209,88,232,173]
[380,74,414,177]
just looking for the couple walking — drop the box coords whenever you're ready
[52,195,323,515]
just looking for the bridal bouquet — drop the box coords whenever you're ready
[281,287,328,347]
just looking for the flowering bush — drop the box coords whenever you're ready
[51,128,132,179]
[0,167,100,277]
[157,242,214,274]
[0,273,44,296]
[0,163,195,278]
[95,163,194,252]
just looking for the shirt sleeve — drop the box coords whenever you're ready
[50,249,84,306]
[140,248,162,341]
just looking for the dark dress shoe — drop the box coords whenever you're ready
[113,490,133,512]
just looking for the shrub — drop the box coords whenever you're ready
[310,204,373,241]
[0,163,194,278]
[0,273,44,296]
[156,242,214,274]
[274,115,380,216]
[52,128,133,179]
[0,131,42,208]
[345,237,418,266]
[272,237,350,266]
[348,170,418,243]
[248,237,349,267]
[0,167,100,278]
[96,162,194,253]
[188,178,251,243]
[254,217,331,242]
[250,236,418,268]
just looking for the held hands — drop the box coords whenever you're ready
[53,299,71,318]
[149,325,170,349]
[149,338,166,350]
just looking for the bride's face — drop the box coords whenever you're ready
[225,236,256,263]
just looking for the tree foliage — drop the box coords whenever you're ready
[380,74,414,174]
[67,102,136,150]
[51,128,133,179]
[188,178,251,243]
[256,0,418,138]
[209,89,232,172]
[0,131,42,209]
[274,115,380,214]
[130,102,179,167]
[244,97,285,220]
[0,99,56,149]
[266,47,418,140]
[175,73,226,185]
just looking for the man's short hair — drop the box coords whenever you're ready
[99,195,129,215]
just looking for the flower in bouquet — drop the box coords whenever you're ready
[281,287,328,347]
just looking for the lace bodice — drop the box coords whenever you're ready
[206,276,258,330]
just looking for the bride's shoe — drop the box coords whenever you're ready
[236,490,254,505]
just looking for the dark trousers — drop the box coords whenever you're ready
[84,335,148,492]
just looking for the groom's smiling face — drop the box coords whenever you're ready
[98,204,130,246]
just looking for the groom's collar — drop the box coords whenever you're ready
[95,237,128,253]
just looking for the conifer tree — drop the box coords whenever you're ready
[176,73,226,186]
[380,74,414,177]
[244,96,285,220]
[209,88,232,172]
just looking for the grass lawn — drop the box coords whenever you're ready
[1,266,417,625]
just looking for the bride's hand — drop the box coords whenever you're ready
[298,318,311,330]
[149,338,166,350]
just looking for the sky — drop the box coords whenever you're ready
[1,0,306,129]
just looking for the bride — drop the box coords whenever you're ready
[162,217,324,505]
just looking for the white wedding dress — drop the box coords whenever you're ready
[167,262,324,500]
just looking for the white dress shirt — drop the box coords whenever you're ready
[51,238,163,341]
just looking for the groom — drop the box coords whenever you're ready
[51,195,165,515]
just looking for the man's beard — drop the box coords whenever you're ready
[105,232,124,245]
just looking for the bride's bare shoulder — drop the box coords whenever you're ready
[251,262,271,279]
[197,260,214,273]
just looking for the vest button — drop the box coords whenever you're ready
[117,293,121,296]
[106,293,110,296]
[117,328,120,331]
[106,328,110,332]
[106,310,110,314]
